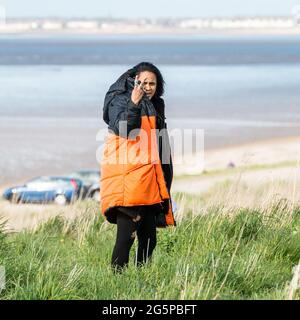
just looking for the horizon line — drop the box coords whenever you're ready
[3,14,296,20]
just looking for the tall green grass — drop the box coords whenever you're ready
[0,197,300,300]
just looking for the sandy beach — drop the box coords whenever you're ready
[1,134,300,191]
[1,135,300,232]
[171,135,300,214]
[174,135,300,176]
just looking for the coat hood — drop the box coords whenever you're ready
[103,68,136,125]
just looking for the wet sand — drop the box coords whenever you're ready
[0,117,103,187]
[1,114,300,189]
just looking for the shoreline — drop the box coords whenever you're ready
[1,134,300,192]
[1,28,300,36]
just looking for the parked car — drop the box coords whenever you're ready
[68,169,100,202]
[2,176,83,205]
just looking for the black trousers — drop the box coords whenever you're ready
[111,206,157,270]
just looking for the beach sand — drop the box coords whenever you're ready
[174,135,300,176]
[1,135,300,232]
[172,135,300,211]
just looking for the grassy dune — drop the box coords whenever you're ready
[1,194,300,300]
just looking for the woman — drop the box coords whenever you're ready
[100,62,175,271]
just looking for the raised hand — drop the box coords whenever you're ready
[131,75,145,106]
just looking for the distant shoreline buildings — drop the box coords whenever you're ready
[0,16,300,34]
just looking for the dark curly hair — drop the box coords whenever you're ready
[132,62,165,98]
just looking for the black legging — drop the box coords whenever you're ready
[111,207,157,270]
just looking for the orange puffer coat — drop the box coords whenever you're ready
[100,70,175,227]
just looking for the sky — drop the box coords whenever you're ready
[1,0,300,18]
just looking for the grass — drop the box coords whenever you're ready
[174,177,300,213]
[0,195,300,300]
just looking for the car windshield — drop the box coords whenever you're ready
[70,171,99,182]
[26,177,72,188]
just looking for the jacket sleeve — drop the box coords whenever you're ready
[162,164,173,192]
[159,122,173,192]
[161,144,173,192]
[108,94,142,138]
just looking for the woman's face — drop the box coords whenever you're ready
[137,71,157,99]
